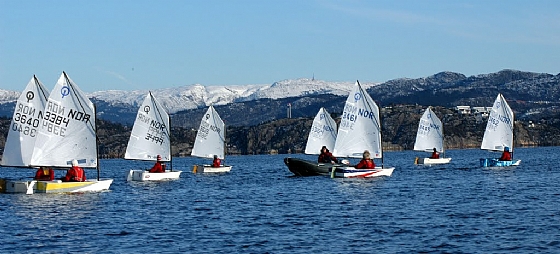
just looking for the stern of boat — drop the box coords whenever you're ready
[128,170,182,181]
[193,165,232,173]
[1,179,36,194]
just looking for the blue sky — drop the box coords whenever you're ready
[1,0,559,92]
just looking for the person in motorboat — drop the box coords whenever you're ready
[149,155,166,173]
[355,150,376,169]
[61,159,86,182]
[430,148,440,159]
[212,155,221,167]
[318,146,339,164]
[499,147,512,161]
[34,166,55,181]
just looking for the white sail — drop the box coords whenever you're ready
[481,93,514,152]
[413,107,444,153]
[1,76,50,167]
[124,92,171,161]
[333,81,382,159]
[30,72,97,168]
[304,107,337,155]
[191,105,226,159]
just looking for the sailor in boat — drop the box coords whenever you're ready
[61,159,86,182]
[34,167,55,181]
[318,146,339,164]
[499,147,512,161]
[149,155,166,173]
[430,148,440,159]
[212,155,221,167]
[354,150,376,169]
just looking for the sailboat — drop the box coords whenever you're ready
[413,107,452,165]
[283,107,341,176]
[0,76,50,194]
[331,80,395,178]
[480,93,521,167]
[191,105,232,173]
[125,92,181,181]
[29,72,113,193]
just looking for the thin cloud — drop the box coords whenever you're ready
[95,67,136,89]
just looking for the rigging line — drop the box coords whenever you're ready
[63,72,96,132]
[33,75,49,101]
[323,108,338,141]
[429,107,445,141]
[499,94,514,134]
[210,105,226,144]
[356,80,381,132]
[150,91,171,138]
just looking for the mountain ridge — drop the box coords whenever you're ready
[0,69,559,128]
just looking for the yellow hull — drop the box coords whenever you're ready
[35,179,113,193]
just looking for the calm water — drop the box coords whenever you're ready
[1,147,560,253]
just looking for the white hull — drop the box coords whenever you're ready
[126,170,182,181]
[1,179,36,194]
[332,166,395,178]
[35,179,113,193]
[192,165,232,173]
[415,157,452,165]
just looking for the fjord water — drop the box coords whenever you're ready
[1,147,560,253]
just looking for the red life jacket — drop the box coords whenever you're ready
[431,152,440,159]
[499,151,512,161]
[71,166,85,182]
[213,158,221,167]
[356,159,375,169]
[63,166,86,182]
[149,162,165,173]
[35,168,54,181]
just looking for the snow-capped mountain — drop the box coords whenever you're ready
[87,78,375,113]
[0,90,19,102]
[0,78,375,114]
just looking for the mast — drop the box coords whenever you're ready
[169,112,173,171]
[95,104,100,181]
[224,119,227,165]
[440,108,446,159]
[378,99,384,168]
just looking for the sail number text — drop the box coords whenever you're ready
[487,113,511,132]
[10,103,42,137]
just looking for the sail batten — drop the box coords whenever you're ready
[333,81,382,159]
[304,107,337,155]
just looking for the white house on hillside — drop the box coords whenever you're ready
[456,106,471,114]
